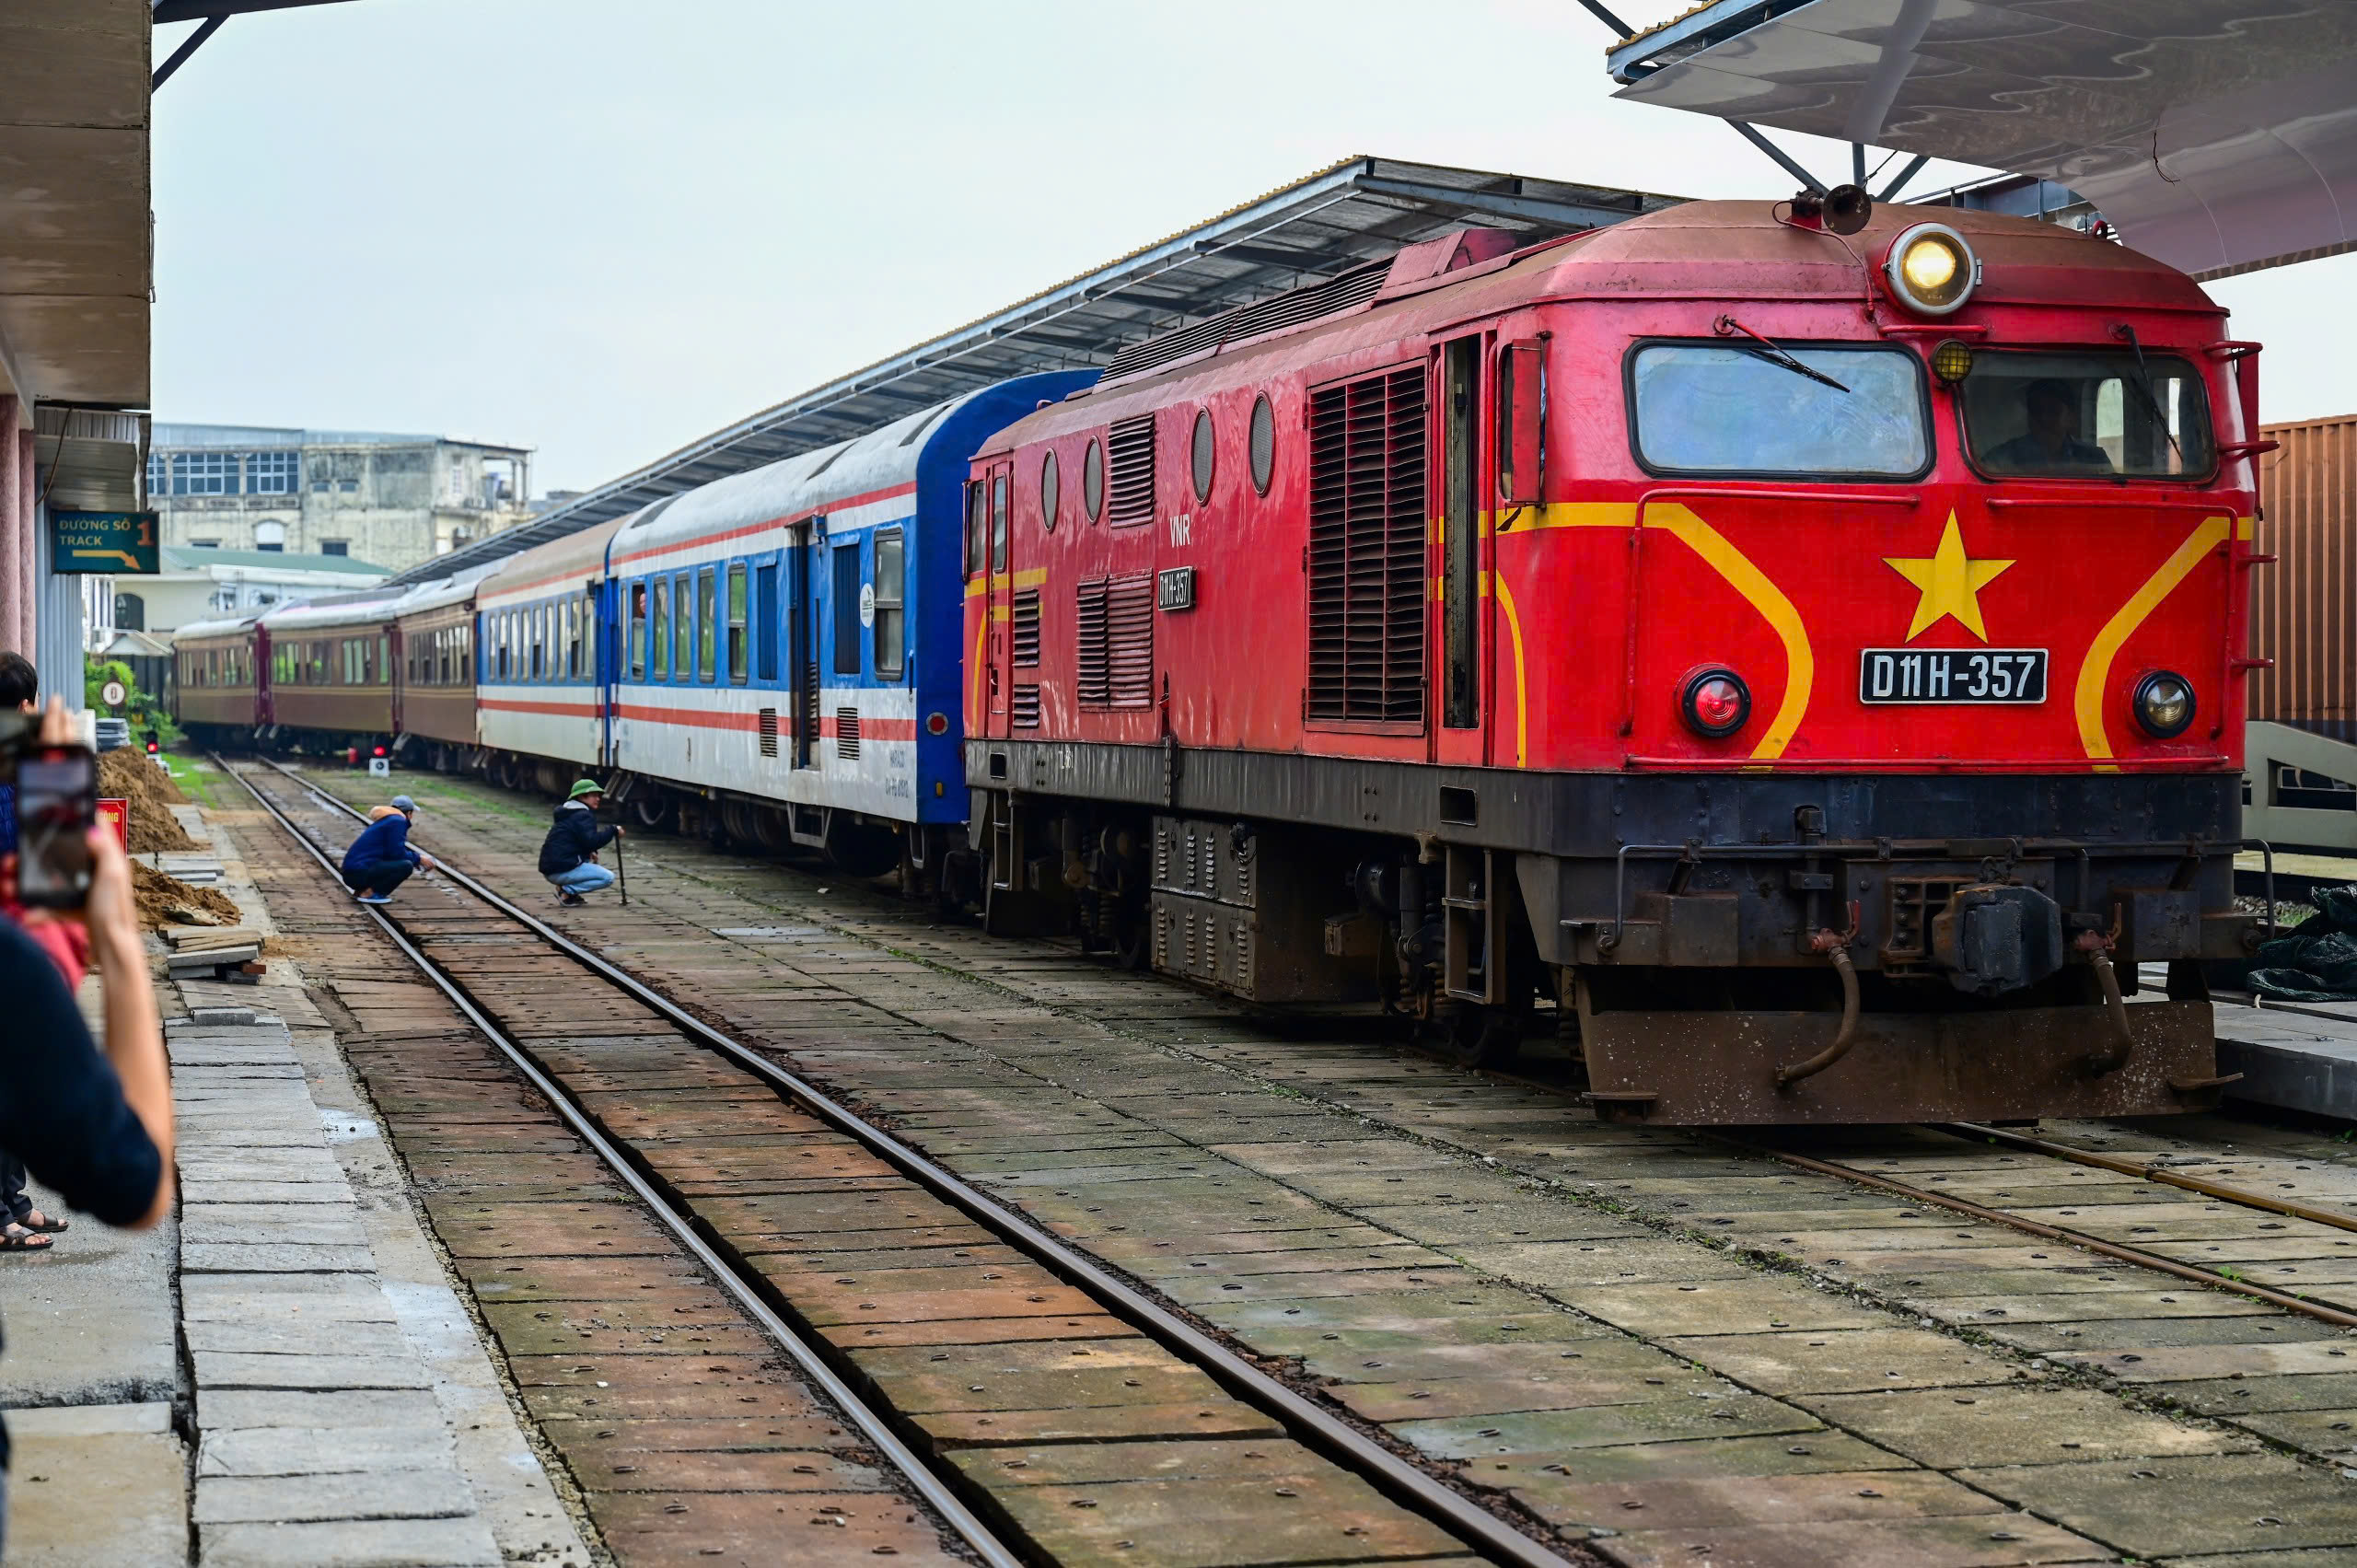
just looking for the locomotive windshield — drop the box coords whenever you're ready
[1630,343,1929,477]
[1959,350,2214,479]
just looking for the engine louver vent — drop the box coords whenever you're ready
[1307,366,1427,724]
[1012,589,1041,667]
[1107,414,1156,527]
[1076,578,1110,706]
[1103,260,1389,383]
[836,707,861,760]
[1107,573,1155,708]
[1076,575,1155,709]
[758,707,779,759]
[1011,684,1040,728]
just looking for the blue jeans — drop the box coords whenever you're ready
[549,863,616,896]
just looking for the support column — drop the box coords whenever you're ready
[20,425,40,668]
[0,396,21,655]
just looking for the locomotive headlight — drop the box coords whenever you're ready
[1681,668,1752,738]
[2134,670,2196,738]
[1885,224,1979,316]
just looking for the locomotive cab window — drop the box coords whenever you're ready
[1958,349,2214,479]
[1629,342,1930,478]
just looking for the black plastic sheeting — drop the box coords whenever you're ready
[2249,886,2357,1002]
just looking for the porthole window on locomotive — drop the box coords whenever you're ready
[1039,450,1060,533]
[1083,437,1105,523]
[1190,409,1215,504]
[1249,393,1275,495]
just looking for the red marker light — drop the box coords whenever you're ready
[1680,668,1752,738]
[925,712,949,737]
[373,745,388,758]
[145,740,159,754]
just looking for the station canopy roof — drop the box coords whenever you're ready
[1606,1,2357,284]
[391,157,1682,587]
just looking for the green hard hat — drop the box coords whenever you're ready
[567,779,604,800]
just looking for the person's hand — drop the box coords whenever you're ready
[37,697,74,747]
[613,825,626,837]
[79,826,142,974]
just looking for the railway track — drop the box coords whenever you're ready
[224,757,2357,1562]
[222,755,1585,1568]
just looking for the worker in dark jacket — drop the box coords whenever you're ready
[540,781,621,906]
[341,795,435,904]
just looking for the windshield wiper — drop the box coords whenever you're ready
[2110,323,2186,469]
[1715,314,1850,394]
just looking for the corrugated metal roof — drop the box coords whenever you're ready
[161,545,392,574]
[389,156,1682,587]
[152,423,529,452]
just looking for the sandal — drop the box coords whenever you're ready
[1,1224,53,1252]
[19,1210,66,1235]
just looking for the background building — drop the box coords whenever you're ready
[149,424,533,573]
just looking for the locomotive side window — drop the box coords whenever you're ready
[965,481,986,578]
[1497,341,1545,505]
[990,472,1009,574]
[1630,343,1929,477]
[1959,350,2214,479]
[1190,409,1215,504]
[1039,451,1060,534]
[1083,437,1105,523]
[1249,394,1275,496]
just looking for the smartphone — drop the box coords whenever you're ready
[16,746,97,909]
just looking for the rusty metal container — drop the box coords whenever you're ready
[2252,414,2357,740]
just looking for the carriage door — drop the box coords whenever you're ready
[983,461,1014,740]
[1435,336,1489,767]
[791,521,819,768]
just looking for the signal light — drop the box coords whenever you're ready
[373,745,388,758]
[145,740,159,754]
[1681,668,1751,738]
[1931,341,1974,384]
[2134,671,2195,738]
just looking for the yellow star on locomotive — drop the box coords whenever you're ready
[1883,515,2014,642]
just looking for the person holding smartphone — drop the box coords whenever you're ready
[0,654,75,1253]
[340,794,435,905]
[0,696,174,1552]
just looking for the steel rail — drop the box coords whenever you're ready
[1725,1140,2357,1329]
[215,757,1028,1568]
[1946,1121,2357,1237]
[240,757,1578,1568]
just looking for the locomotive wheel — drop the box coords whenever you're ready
[629,793,675,832]
[752,807,792,854]
[1437,1005,1522,1071]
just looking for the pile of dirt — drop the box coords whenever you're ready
[99,748,198,854]
[132,860,240,931]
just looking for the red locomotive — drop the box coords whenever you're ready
[961,197,2270,1125]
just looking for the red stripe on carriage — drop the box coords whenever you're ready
[613,702,915,741]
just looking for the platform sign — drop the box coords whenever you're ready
[51,511,159,575]
[96,798,129,852]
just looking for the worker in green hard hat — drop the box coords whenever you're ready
[538,779,622,907]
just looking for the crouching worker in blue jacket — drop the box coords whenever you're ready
[540,781,622,907]
[341,795,436,904]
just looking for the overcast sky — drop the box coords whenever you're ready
[151,0,2357,494]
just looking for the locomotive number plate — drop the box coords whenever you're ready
[1859,647,2048,704]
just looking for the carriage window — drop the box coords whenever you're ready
[629,582,648,679]
[755,562,779,682]
[872,528,904,679]
[832,541,863,676]
[697,568,718,682]
[670,574,691,681]
[532,604,547,680]
[564,597,581,679]
[726,563,749,685]
[1959,349,2214,479]
[651,578,670,679]
[1630,343,1929,477]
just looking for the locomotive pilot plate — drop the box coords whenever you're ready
[1859,647,2048,704]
